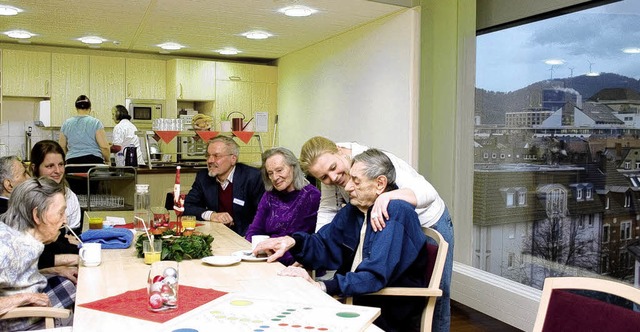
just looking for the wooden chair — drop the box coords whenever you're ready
[533,277,640,332]
[0,306,71,329]
[344,227,449,332]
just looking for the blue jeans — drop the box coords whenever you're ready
[428,207,454,332]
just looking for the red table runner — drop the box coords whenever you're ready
[79,285,227,323]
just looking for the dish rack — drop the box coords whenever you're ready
[66,166,137,211]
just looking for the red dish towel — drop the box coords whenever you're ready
[79,286,227,323]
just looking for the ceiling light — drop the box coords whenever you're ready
[217,48,241,55]
[4,30,34,39]
[622,47,640,54]
[544,59,565,65]
[78,36,106,45]
[242,30,272,40]
[280,5,317,17]
[158,42,184,50]
[0,5,22,16]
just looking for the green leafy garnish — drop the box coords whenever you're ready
[135,233,213,262]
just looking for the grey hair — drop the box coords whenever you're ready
[0,156,22,182]
[208,135,239,156]
[261,147,309,191]
[0,177,64,232]
[351,148,396,191]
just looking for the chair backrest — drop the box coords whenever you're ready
[420,227,449,331]
[533,277,640,332]
[0,306,71,329]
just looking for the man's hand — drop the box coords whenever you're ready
[278,266,314,283]
[253,236,295,263]
[210,212,234,227]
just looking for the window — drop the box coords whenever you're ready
[507,252,515,269]
[518,191,526,206]
[484,152,489,159]
[475,0,638,290]
[621,221,632,240]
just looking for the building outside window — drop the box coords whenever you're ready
[475,0,639,289]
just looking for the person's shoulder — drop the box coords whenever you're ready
[388,200,418,214]
[302,183,321,195]
[237,163,261,174]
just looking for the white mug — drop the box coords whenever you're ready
[220,120,232,132]
[251,235,269,251]
[79,243,102,267]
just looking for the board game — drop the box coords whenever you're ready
[163,293,380,332]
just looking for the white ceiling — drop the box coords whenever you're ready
[0,0,408,62]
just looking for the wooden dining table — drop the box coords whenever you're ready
[73,212,381,331]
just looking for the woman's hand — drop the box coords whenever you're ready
[254,236,295,263]
[0,293,50,315]
[371,188,418,232]
[39,266,78,284]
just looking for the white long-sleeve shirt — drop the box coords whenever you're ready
[316,142,446,231]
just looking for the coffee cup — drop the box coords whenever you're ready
[79,243,102,267]
[251,235,269,252]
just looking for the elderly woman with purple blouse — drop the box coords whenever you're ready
[245,147,321,266]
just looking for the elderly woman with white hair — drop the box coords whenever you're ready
[244,147,321,266]
[0,177,76,331]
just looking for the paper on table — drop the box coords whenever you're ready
[104,216,126,227]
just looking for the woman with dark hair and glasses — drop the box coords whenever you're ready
[0,177,76,331]
[110,104,145,166]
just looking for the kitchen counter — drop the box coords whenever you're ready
[136,163,206,175]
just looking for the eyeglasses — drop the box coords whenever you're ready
[206,153,232,161]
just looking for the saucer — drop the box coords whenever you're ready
[201,256,241,266]
[231,250,268,262]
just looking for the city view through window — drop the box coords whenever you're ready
[474,0,640,290]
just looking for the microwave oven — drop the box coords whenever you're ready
[129,102,162,126]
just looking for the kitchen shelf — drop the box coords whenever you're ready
[66,166,137,211]
[136,130,264,170]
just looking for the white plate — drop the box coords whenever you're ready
[201,256,241,266]
[231,250,268,262]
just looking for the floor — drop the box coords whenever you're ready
[451,301,524,331]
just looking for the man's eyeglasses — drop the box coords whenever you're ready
[206,153,232,161]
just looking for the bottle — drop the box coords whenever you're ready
[134,184,151,232]
[125,145,138,167]
[115,150,125,167]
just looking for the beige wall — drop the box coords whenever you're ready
[276,8,420,164]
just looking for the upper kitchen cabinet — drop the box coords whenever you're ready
[216,62,277,83]
[2,50,51,97]
[168,59,216,101]
[126,58,166,100]
[50,53,90,126]
[90,56,126,127]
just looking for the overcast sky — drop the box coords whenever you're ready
[476,0,640,93]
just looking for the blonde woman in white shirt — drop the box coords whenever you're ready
[299,136,453,332]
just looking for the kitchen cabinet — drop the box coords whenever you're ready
[126,58,166,100]
[1,50,51,97]
[50,53,90,126]
[216,62,277,83]
[90,56,126,127]
[168,59,216,100]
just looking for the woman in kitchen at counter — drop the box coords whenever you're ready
[0,177,76,331]
[244,147,320,266]
[59,95,110,194]
[299,136,454,332]
[110,105,145,166]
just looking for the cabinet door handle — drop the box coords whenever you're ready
[229,76,241,81]
[45,80,49,96]
[127,83,131,97]
[179,83,183,99]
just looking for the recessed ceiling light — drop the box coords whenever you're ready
[622,47,640,54]
[279,5,317,17]
[544,59,565,65]
[217,48,241,55]
[242,30,272,40]
[158,42,184,50]
[4,30,34,39]
[0,5,22,16]
[78,36,106,45]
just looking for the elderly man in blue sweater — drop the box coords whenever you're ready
[254,148,428,332]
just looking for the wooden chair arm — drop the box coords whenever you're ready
[1,307,71,320]
[366,287,443,297]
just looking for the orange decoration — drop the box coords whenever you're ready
[154,131,180,143]
[196,131,219,141]
[232,131,254,144]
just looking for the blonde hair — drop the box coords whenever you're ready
[299,136,339,173]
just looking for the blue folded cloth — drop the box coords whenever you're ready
[80,228,133,249]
